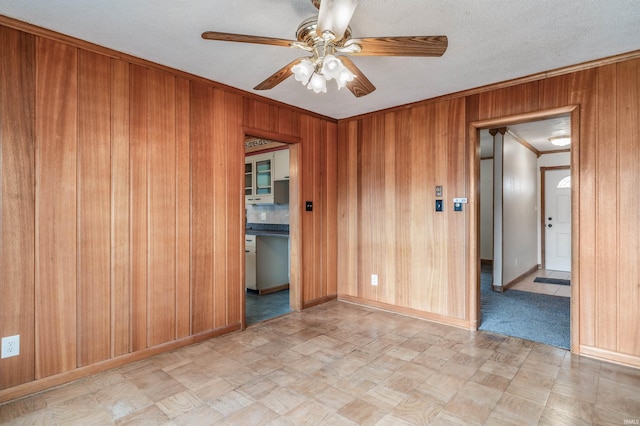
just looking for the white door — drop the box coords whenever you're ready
[544,169,571,271]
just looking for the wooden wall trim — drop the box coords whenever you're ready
[338,296,472,330]
[341,50,640,122]
[506,129,540,157]
[0,323,241,404]
[303,295,337,309]
[579,345,640,369]
[0,15,336,123]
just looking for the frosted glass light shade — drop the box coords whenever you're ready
[321,54,342,80]
[336,67,355,89]
[307,73,327,93]
[549,135,571,146]
[292,59,314,82]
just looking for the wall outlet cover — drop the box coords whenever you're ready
[1,335,20,359]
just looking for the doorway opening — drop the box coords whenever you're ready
[474,108,576,350]
[243,133,300,327]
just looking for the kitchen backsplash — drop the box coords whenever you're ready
[246,203,289,225]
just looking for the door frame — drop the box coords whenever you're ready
[541,165,571,270]
[468,105,580,351]
[242,128,302,330]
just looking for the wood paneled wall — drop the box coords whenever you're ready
[0,20,337,400]
[337,57,640,367]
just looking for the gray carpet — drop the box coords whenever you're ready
[479,268,570,349]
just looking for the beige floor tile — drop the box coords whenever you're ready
[2,301,638,426]
[116,404,171,425]
[259,387,307,415]
[156,389,204,419]
[337,397,388,425]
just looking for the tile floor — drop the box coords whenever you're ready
[509,269,571,298]
[2,300,639,425]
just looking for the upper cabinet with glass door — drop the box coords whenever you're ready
[245,152,274,205]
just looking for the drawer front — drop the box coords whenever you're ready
[245,234,256,248]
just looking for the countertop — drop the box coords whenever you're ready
[245,223,289,237]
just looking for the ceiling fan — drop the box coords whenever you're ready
[202,0,448,97]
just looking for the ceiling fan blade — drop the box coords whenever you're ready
[201,31,294,48]
[339,56,375,97]
[317,0,358,41]
[254,58,303,91]
[345,35,448,57]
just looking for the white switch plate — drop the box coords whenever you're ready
[371,274,378,286]
[1,335,20,359]
[453,197,468,204]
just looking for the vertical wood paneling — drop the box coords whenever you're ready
[301,115,318,302]
[393,110,413,308]
[429,101,448,314]
[408,106,429,311]
[277,107,301,138]
[110,58,131,357]
[617,59,640,355]
[212,88,228,328]
[325,121,338,297]
[314,120,326,301]
[147,69,177,347]
[446,98,467,319]
[190,82,215,333]
[225,91,243,324]
[337,121,359,297]
[382,113,397,304]
[35,38,78,378]
[538,75,570,111]
[77,50,112,366]
[478,82,539,121]
[594,65,618,350]
[129,64,148,351]
[0,27,36,389]
[175,77,191,338]
[358,116,384,302]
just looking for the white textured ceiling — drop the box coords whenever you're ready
[2,1,639,119]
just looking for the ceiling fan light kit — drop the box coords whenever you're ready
[201,0,448,97]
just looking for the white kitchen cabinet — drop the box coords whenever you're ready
[273,148,290,180]
[245,235,257,290]
[256,235,289,293]
[245,152,274,205]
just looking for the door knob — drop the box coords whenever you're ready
[547,224,553,228]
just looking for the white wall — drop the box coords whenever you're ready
[502,134,538,284]
[536,152,571,263]
[480,159,494,260]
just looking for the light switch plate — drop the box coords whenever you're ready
[435,185,443,197]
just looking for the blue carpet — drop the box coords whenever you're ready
[479,269,570,349]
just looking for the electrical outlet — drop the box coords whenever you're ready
[260,212,267,221]
[371,274,378,286]
[1,335,20,359]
